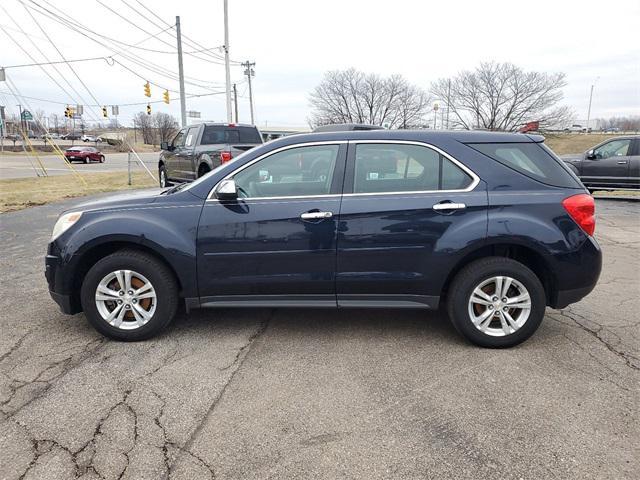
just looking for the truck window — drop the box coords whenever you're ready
[239,126,262,143]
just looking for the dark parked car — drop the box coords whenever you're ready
[158,123,262,187]
[47,130,601,347]
[64,146,105,163]
[562,136,639,191]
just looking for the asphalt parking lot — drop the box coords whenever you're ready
[0,197,638,480]
[0,152,158,179]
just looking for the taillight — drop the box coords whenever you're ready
[562,193,595,236]
[220,151,232,163]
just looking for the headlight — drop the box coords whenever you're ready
[51,211,83,241]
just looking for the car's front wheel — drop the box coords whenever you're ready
[159,164,171,188]
[80,250,179,341]
[446,257,545,348]
[99,155,105,163]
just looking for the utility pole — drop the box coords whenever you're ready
[175,16,187,127]
[446,79,451,129]
[586,77,599,133]
[17,104,24,133]
[233,83,239,123]
[223,0,232,123]
[242,61,255,124]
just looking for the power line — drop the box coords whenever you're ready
[132,0,242,65]
[28,0,227,90]
[2,56,111,69]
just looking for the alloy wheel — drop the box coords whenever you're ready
[467,275,532,337]
[95,269,157,330]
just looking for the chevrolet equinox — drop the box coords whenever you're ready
[46,130,602,347]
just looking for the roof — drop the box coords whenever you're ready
[270,129,546,146]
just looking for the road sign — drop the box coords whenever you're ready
[76,105,83,116]
[112,105,119,116]
[21,110,33,121]
[187,111,201,118]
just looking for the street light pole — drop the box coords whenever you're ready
[223,0,233,123]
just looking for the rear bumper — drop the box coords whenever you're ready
[549,235,602,309]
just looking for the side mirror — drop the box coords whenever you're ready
[160,141,169,151]
[585,150,597,160]
[215,179,238,200]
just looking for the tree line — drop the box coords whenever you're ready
[309,62,578,132]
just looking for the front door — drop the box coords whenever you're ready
[336,141,487,308]
[582,138,632,187]
[164,128,186,180]
[196,142,346,305]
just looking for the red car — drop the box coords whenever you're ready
[64,146,105,163]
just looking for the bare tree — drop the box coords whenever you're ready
[431,62,572,131]
[309,69,431,128]
[51,114,61,134]
[153,112,179,143]
[133,112,154,144]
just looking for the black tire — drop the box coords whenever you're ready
[83,157,88,164]
[80,250,179,341]
[446,257,546,348]
[198,163,211,178]
[159,164,172,188]
[99,155,105,163]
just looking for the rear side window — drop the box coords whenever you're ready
[239,126,262,143]
[468,142,580,188]
[201,126,240,145]
[353,143,474,194]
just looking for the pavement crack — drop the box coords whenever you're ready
[162,311,274,479]
[551,307,640,372]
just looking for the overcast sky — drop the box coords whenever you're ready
[1,0,639,128]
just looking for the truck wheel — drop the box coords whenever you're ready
[446,257,546,348]
[159,165,172,188]
[198,164,211,178]
[80,250,179,341]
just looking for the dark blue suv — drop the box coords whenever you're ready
[46,130,601,347]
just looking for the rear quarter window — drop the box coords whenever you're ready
[467,142,581,188]
[239,126,262,143]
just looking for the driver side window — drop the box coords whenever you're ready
[233,144,340,198]
[594,139,631,159]
[171,129,187,149]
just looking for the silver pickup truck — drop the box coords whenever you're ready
[158,123,263,187]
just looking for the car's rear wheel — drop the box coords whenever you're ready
[198,163,211,178]
[446,257,545,348]
[80,250,178,341]
[83,157,88,164]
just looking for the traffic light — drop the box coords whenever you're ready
[102,106,108,118]
[163,90,170,104]
[146,104,151,115]
[64,106,70,118]
[144,81,151,97]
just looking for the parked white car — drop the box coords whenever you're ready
[564,124,591,133]
[81,135,102,143]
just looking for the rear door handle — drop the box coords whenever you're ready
[300,211,333,220]
[617,160,628,164]
[433,202,466,211]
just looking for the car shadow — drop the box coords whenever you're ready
[166,307,466,347]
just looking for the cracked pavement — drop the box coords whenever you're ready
[0,197,638,479]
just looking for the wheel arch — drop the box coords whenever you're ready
[69,240,185,312]
[440,242,556,306]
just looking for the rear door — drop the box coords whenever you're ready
[336,140,487,308]
[582,138,632,187]
[629,138,640,188]
[196,141,346,304]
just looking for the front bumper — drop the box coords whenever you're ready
[46,249,82,314]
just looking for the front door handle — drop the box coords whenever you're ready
[433,202,466,212]
[300,211,333,220]
[617,160,628,164]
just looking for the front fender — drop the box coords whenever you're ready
[53,202,202,297]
